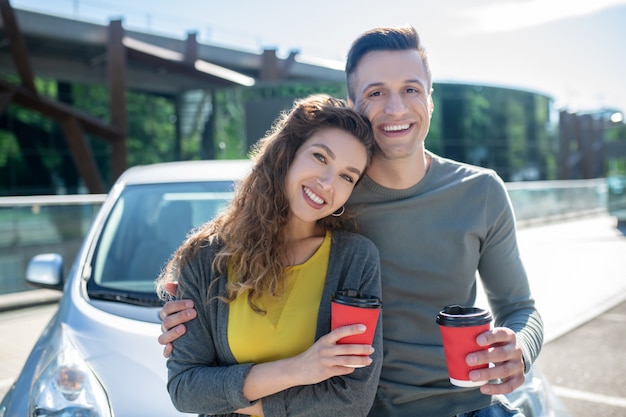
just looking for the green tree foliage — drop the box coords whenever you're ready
[0,77,181,193]
[605,119,626,175]
[0,131,23,195]
[213,88,247,159]
[1,74,566,195]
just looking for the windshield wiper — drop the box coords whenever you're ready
[88,289,163,307]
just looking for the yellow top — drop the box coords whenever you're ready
[228,231,330,364]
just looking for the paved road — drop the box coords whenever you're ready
[0,303,56,397]
[513,215,626,343]
[517,215,626,417]
[535,300,626,417]
[1,213,625,416]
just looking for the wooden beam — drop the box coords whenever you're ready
[122,36,253,86]
[558,111,571,179]
[0,51,223,95]
[108,19,127,182]
[0,79,122,141]
[184,32,198,65]
[261,49,280,81]
[592,117,605,178]
[260,49,297,80]
[60,116,106,194]
[280,50,298,78]
[125,46,241,87]
[577,114,594,179]
[0,0,37,92]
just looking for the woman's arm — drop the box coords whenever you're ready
[259,233,383,417]
[242,324,374,399]
[166,250,258,415]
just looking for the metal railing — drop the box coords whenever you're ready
[0,178,617,296]
[506,178,608,226]
[0,194,105,294]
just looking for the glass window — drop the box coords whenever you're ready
[87,181,234,303]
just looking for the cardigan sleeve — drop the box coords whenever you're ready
[165,245,257,415]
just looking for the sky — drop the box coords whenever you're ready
[9,0,626,116]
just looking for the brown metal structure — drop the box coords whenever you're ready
[558,109,624,180]
[3,2,622,189]
[107,19,127,190]
[0,1,344,193]
[1,0,119,193]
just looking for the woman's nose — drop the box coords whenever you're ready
[316,174,333,189]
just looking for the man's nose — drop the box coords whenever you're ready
[385,92,408,116]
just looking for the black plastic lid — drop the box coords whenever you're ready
[435,305,492,327]
[331,289,382,308]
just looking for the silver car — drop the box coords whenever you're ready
[0,159,569,417]
[0,160,252,417]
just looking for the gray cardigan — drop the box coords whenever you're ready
[167,230,383,417]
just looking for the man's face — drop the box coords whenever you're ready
[349,50,433,161]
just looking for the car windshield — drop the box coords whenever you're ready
[86,180,234,305]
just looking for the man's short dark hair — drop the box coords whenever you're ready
[345,25,432,101]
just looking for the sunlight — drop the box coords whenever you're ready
[467,0,626,33]
[610,112,624,123]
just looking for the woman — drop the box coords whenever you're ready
[156,94,382,417]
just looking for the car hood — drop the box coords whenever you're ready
[58,283,193,416]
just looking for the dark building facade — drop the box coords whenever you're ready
[428,82,556,182]
[3,6,623,195]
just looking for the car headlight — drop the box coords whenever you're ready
[29,324,112,417]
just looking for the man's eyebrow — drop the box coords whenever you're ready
[311,143,362,176]
[363,79,427,90]
[362,81,384,91]
[406,78,427,88]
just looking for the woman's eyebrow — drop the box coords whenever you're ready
[311,143,335,159]
[311,143,361,176]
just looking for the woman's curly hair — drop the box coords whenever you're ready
[157,94,375,311]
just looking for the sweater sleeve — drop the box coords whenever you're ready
[165,246,257,415]
[261,232,383,417]
[478,172,544,373]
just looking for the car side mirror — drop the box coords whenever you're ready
[26,253,64,291]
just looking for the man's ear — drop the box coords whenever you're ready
[428,91,434,117]
[348,97,355,109]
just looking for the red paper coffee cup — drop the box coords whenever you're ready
[331,289,382,346]
[436,305,493,387]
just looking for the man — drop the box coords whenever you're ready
[159,26,543,416]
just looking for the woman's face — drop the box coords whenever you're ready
[285,127,368,225]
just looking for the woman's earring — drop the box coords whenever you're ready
[331,206,345,217]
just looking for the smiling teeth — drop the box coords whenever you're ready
[383,124,410,132]
[304,187,324,204]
